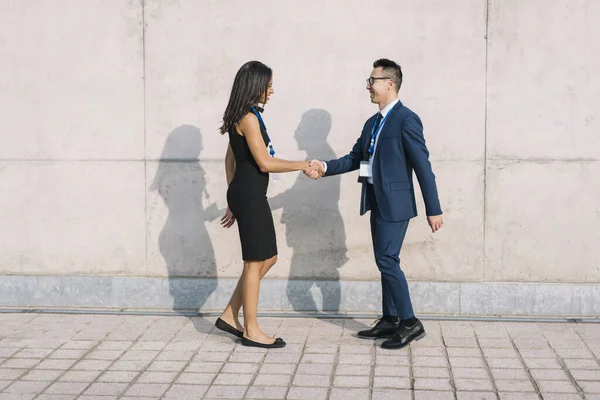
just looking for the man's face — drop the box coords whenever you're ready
[366,67,393,104]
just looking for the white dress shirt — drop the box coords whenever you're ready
[322,98,399,184]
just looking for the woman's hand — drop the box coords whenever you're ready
[221,207,236,228]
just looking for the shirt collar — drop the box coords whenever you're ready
[380,98,400,118]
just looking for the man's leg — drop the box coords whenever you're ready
[370,200,397,319]
[369,188,414,321]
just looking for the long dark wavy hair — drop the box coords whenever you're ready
[219,61,272,135]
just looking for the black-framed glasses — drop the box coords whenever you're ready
[366,76,393,85]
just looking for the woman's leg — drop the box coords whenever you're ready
[241,260,275,344]
[220,255,278,330]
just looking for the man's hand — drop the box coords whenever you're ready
[304,160,324,180]
[221,207,236,228]
[427,214,443,233]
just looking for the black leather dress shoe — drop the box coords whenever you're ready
[381,319,426,349]
[357,318,399,339]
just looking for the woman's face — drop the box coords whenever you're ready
[262,76,274,104]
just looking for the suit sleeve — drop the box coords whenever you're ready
[402,114,442,216]
[323,136,363,177]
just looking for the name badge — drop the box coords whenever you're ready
[359,161,372,178]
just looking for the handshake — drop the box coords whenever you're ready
[303,160,325,180]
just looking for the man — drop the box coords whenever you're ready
[307,59,443,349]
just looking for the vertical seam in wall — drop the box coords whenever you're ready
[142,0,148,275]
[482,0,490,282]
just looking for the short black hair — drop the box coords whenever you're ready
[373,58,402,92]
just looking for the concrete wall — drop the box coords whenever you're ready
[1,0,599,316]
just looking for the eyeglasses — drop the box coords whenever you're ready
[366,76,393,86]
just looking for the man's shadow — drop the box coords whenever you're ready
[150,125,219,333]
[269,110,348,314]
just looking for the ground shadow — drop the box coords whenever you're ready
[150,125,219,326]
[269,109,348,314]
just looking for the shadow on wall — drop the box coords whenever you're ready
[150,125,219,317]
[270,109,348,313]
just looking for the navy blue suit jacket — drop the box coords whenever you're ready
[324,100,442,222]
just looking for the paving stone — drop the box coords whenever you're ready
[293,373,331,387]
[450,357,487,369]
[184,361,223,373]
[58,370,101,382]
[523,357,562,369]
[495,379,536,392]
[4,380,51,393]
[579,381,600,393]
[414,378,453,391]
[44,382,89,395]
[329,388,369,400]
[35,359,77,370]
[204,385,248,399]
[334,364,371,376]
[260,362,297,374]
[123,383,169,397]
[530,368,570,380]
[147,360,186,372]
[83,383,128,396]
[213,373,253,386]
[456,392,497,400]
[0,368,27,379]
[498,394,539,400]
[447,348,482,358]
[175,372,216,385]
[20,369,63,381]
[163,384,209,398]
[372,389,412,400]
[490,368,529,380]
[221,362,259,374]
[301,353,336,364]
[245,385,288,399]
[295,363,334,375]
[97,370,139,383]
[13,349,54,358]
[414,390,455,400]
[454,378,494,391]
[286,386,328,400]
[333,375,370,388]
[136,371,178,383]
[373,376,411,389]
[536,379,578,393]
[451,367,489,379]
[571,368,600,381]
[486,357,524,368]
[71,360,112,371]
[1,358,41,369]
[107,359,150,371]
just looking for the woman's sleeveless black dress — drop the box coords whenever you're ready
[227,117,278,261]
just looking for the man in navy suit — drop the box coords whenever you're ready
[307,59,443,349]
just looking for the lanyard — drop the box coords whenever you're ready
[251,107,275,157]
[368,111,390,157]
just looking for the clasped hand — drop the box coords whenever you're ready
[303,160,324,180]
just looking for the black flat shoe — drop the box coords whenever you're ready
[241,336,286,349]
[215,318,243,339]
[381,319,426,349]
[357,318,399,339]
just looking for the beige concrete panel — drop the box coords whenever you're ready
[0,0,144,160]
[487,0,600,160]
[484,160,600,282]
[0,161,146,275]
[144,0,485,162]
[402,161,484,282]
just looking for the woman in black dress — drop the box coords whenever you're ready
[215,61,321,348]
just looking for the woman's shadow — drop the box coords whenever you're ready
[269,110,348,313]
[150,125,219,324]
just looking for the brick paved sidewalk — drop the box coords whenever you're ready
[1,313,599,399]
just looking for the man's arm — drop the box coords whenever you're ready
[306,136,363,179]
[402,114,443,230]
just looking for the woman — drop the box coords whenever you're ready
[215,61,319,348]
